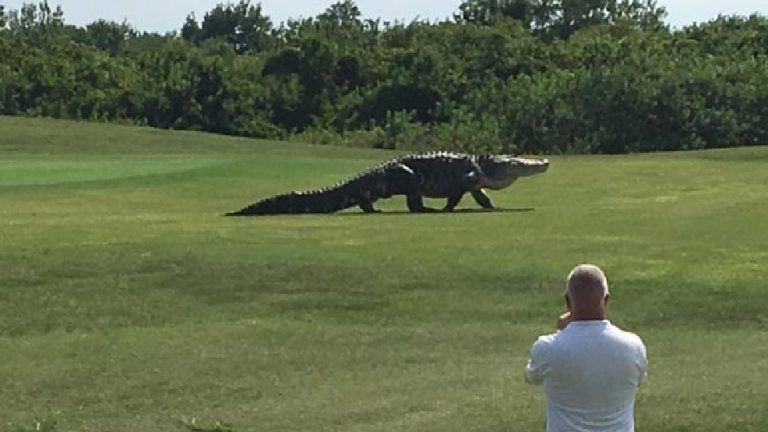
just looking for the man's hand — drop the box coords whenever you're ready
[557,311,572,330]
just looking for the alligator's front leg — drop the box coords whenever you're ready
[443,192,465,212]
[471,189,495,209]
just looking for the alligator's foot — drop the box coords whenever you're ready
[359,202,380,213]
[410,207,438,213]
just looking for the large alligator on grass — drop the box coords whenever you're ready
[226,152,549,215]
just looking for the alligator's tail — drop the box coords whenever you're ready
[225,184,357,216]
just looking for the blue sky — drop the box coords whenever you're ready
[3,1,768,33]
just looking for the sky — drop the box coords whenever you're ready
[3,0,768,33]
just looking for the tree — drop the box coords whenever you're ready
[189,0,273,54]
[317,0,364,36]
[181,13,202,43]
[456,1,666,39]
[2,0,767,154]
[319,1,361,26]
[6,1,63,32]
[535,0,666,39]
[456,0,535,26]
[85,20,136,55]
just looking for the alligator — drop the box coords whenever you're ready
[226,152,549,215]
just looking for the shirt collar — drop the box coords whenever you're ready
[568,320,610,327]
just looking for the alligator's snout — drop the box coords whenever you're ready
[522,157,549,174]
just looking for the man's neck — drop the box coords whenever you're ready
[570,312,605,321]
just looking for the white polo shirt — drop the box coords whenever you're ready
[524,320,647,432]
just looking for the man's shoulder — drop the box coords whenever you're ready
[534,331,559,345]
[607,322,643,339]
[530,331,559,354]
[607,323,646,349]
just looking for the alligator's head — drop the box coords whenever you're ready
[476,154,549,190]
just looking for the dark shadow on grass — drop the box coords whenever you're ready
[225,207,536,217]
[336,207,536,217]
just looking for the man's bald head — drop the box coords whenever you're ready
[565,264,610,315]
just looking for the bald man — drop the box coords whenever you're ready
[524,264,647,432]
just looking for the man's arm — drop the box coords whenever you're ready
[524,339,547,385]
[525,311,567,384]
[636,338,648,384]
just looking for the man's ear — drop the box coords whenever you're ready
[565,294,572,310]
[604,294,610,306]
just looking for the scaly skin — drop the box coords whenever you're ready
[226,152,549,215]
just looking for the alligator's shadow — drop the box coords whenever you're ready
[225,208,535,217]
[336,207,535,217]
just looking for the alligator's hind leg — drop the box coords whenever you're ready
[404,184,439,213]
[352,188,380,213]
[358,201,380,213]
[406,194,437,213]
[471,189,495,209]
[443,192,466,212]
[388,163,436,213]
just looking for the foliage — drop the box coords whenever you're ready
[182,0,273,54]
[0,0,767,153]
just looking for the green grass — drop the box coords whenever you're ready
[1,116,767,431]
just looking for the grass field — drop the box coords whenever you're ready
[1,116,767,432]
